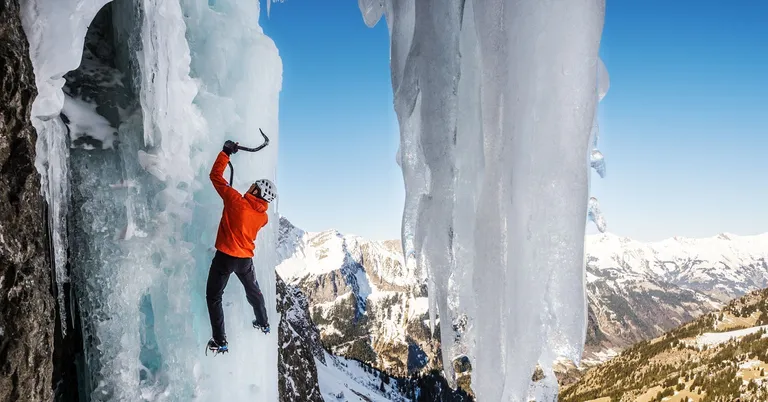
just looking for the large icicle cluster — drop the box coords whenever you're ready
[359,0,608,400]
[20,0,112,335]
[21,0,281,400]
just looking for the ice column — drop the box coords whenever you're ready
[359,0,607,400]
[20,0,114,332]
[588,57,610,232]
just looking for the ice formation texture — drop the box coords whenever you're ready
[21,0,281,400]
[21,0,113,335]
[358,0,609,400]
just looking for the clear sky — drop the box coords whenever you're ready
[261,0,767,242]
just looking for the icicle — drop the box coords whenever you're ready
[359,0,385,28]
[360,0,606,399]
[598,57,610,102]
[588,197,607,233]
[590,149,606,178]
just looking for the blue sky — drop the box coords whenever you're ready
[261,0,767,242]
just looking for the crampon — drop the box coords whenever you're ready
[205,339,229,356]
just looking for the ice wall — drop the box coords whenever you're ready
[21,0,281,400]
[359,0,608,400]
[181,0,282,400]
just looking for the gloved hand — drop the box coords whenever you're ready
[223,140,238,156]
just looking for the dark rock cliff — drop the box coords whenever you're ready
[277,274,324,402]
[0,1,55,401]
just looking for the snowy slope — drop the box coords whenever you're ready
[315,352,409,402]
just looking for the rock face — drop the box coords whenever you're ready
[277,274,324,402]
[0,1,55,401]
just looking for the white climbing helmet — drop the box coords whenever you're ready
[254,179,277,203]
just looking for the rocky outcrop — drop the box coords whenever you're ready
[0,1,55,401]
[277,274,324,402]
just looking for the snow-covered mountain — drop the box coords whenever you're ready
[277,275,412,401]
[584,232,768,360]
[276,257,472,401]
[588,232,768,301]
[277,217,768,374]
[277,217,435,376]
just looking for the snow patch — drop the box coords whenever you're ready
[582,348,619,365]
[60,94,117,149]
[740,360,764,370]
[354,266,373,301]
[693,325,768,348]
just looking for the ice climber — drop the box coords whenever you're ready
[205,140,276,355]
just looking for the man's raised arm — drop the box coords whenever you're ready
[210,151,242,204]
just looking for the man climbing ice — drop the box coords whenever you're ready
[205,140,276,355]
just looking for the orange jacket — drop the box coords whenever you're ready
[209,151,269,258]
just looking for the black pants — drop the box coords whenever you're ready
[206,250,269,343]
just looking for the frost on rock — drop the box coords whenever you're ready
[359,0,608,400]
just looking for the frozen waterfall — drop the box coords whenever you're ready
[21,0,281,400]
[19,0,608,399]
[358,0,609,400]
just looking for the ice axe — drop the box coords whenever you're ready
[226,128,270,186]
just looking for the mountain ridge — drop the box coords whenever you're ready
[276,217,768,380]
[561,287,768,401]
